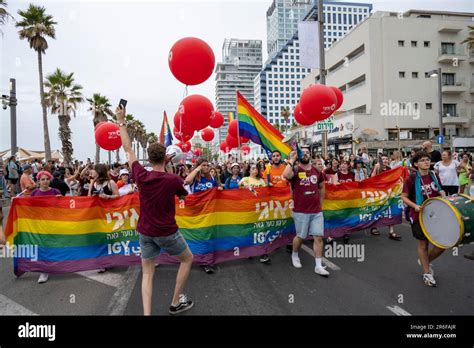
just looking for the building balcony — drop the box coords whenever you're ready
[438,25,463,33]
[469,49,474,64]
[442,80,467,94]
[442,115,470,125]
[438,48,467,64]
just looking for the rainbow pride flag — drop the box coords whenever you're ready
[228,111,235,123]
[4,168,406,275]
[237,91,292,159]
[323,167,408,237]
[159,111,173,147]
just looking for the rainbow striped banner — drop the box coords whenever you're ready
[4,168,407,275]
[323,167,408,237]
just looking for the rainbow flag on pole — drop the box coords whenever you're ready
[228,111,235,123]
[236,91,292,158]
[159,111,173,147]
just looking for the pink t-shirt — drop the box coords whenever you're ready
[290,165,325,214]
[31,188,61,197]
[132,161,188,237]
[402,173,442,222]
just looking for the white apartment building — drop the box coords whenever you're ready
[301,10,474,154]
[215,39,262,142]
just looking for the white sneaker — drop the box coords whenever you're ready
[38,273,49,284]
[423,273,437,287]
[291,255,302,268]
[315,266,330,276]
[417,259,434,276]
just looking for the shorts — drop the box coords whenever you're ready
[443,185,459,196]
[8,178,18,185]
[292,212,324,239]
[138,231,188,259]
[411,221,427,241]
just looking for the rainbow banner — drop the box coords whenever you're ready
[4,168,406,275]
[323,167,408,237]
[236,91,292,159]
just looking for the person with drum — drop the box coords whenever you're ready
[401,151,446,287]
[433,150,460,196]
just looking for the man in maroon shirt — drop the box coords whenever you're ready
[116,104,194,315]
[283,148,329,276]
[401,151,446,287]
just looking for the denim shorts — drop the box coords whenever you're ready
[139,231,188,259]
[292,212,324,239]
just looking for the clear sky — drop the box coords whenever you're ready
[1,0,473,162]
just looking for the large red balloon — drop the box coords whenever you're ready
[228,119,239,138]
[220,141,229,153]
[330,86,344,110]
[173,127,193,143]
[95,122,122,151]
[169,37,215,86]
[300,84,337,122]
[241,145,251,155]
[209,111,224,128]
[95,121,107,131]
[201,128,214,142]
[226,134,239,148]
[294,103,314,126]
[173,111,193,133]
[178,141,192,153]
[179,95,214,131]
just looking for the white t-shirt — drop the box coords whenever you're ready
[434,160,460,186]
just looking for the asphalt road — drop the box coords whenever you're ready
[1,205,473,316]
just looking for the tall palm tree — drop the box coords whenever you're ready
[281,106,291,133]
[111,112,136,163]
[87,93,113,163]
[0,1,13,32]
[44,68,83,165]
[16,4,57,161]
[460,25,474,49]
[134,120,146,160]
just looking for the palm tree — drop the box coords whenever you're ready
[134,120,146,160]
[0,1,13,32]
[44,68,83,165]
[87,93,113,163]
[281,106,291,133]
[16,4,57,161]
[460,25,474,49]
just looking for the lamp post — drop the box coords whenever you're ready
[2,78,18,156]
[317,0,328,158]
[427,68,443,147]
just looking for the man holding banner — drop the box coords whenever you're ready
[283,148,329,276]
[116,105,194,315]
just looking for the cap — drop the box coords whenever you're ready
[119,169,129,176]
[231,162,240,169]
[22,164,32,171]
[53,171,61,178]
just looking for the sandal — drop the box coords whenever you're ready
[370,228,380,236]
[389,232,402,241]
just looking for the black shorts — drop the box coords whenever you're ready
[411,221,427,241]
[443,185,459,196]
[8,178,18,185]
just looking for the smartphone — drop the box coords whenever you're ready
[119,99,128,109]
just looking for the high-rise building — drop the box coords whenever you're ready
[256,1,372,129]
[300,10,474,153]
[215,39,263,142]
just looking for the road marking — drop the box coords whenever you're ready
[0,294,38,315]
[75,270,125,288]
[107,266,141,315]
[386,305,412,316]
[301,244,341,271]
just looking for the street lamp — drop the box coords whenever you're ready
[2,78,17,156]
[426,68,443,146]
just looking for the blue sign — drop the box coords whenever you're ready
[437,135,444,144]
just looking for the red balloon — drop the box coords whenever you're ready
[173,111,194,132]
[209,111,224,128]
[201,128,215,142]
[95,122,122,151]
[178,141,192,153]
[220,141,229,153]
[330,86,344,110]
[294,103,314,126]
[240,136,249,144]
[169,37,215,86]
[173,127,193,142]
[228,119,239,138]
[300,84,337,122]
[241,145,251,155]
[179,95,214,131]
[226,134,239,148]
[95,121,107,131]
[194,148,203,156]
